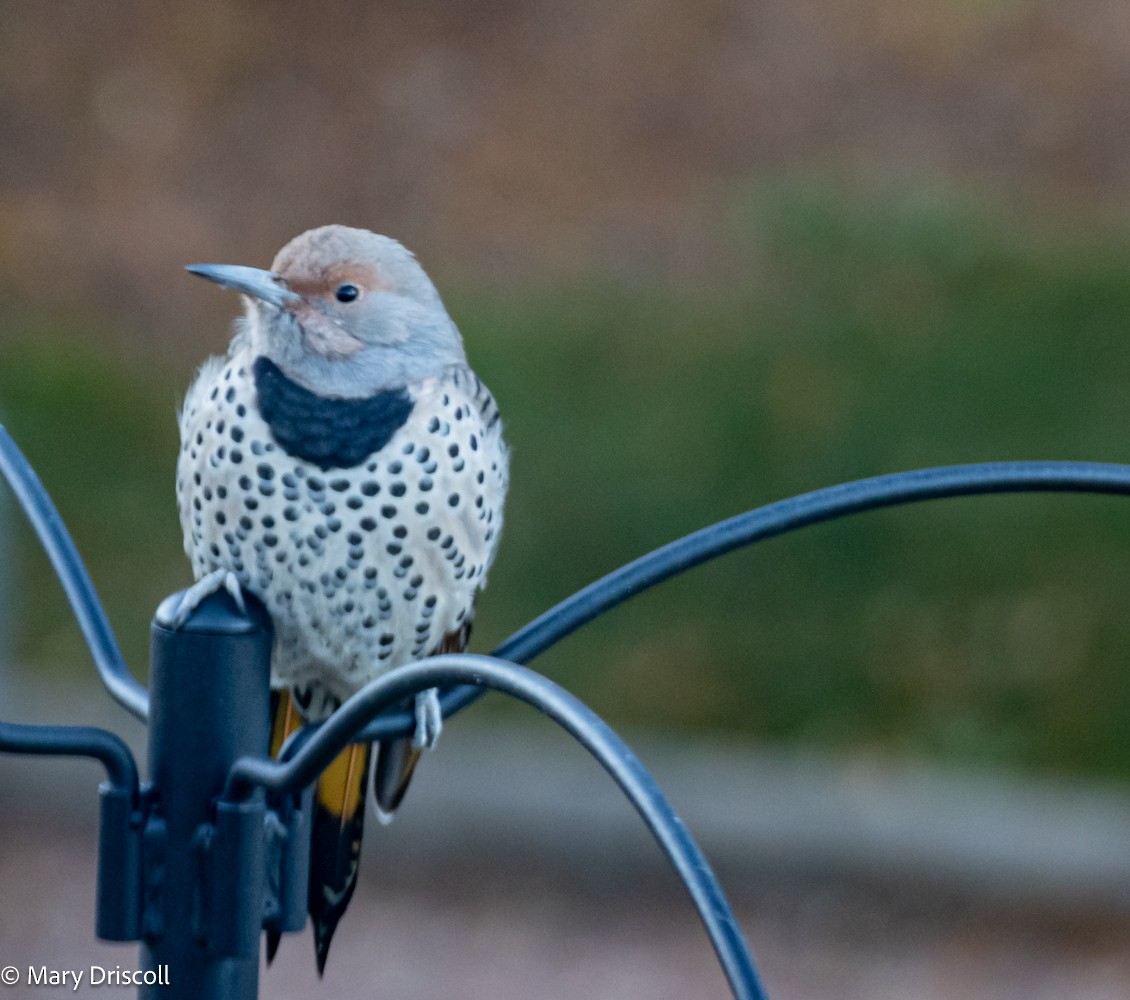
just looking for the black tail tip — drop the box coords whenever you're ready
[314,925,333,977]
[265,929,281,965]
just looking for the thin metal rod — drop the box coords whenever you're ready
[0,720,138,793]
[227,654,769,1000]
[355,460,1130,741]
[0,425,148,720]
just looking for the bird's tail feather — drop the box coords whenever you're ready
[371,623,471,817]
[372,732,422,816]
[266,690,369,976]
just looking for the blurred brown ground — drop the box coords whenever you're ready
[3,817,1130,1000]
[5,678,1130,999]
[4,1,1130,348]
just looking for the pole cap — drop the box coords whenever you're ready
[154,588,272,636]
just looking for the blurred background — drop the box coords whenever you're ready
[4,1,1130,997]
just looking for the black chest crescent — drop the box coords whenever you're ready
[252,357,415,470]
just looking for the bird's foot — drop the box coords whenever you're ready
[159,569,246,628]
[413,688,443,750]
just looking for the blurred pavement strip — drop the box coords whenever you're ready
[4,675,1130,913]
[383,723,1130,913]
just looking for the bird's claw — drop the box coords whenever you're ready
[160,569,246,628]
[413,688,443,750]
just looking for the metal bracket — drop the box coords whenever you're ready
[262,787,312,939]
[95,783,151,941]
[191,799,268,958]
[140,804,167,941]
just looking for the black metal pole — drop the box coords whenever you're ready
[140,589,272,1000]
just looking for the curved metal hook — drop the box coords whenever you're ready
[227,653,768,1000]
[0,719,138,795]
[354,459,1130,741]
[0,426,148,721]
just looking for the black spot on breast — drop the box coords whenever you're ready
[253,357,414,470]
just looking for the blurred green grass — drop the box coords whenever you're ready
[4,179,1130,778]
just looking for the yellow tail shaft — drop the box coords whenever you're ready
[268,691,369,975]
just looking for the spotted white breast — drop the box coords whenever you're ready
[176,340,508,710]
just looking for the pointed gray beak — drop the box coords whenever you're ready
[185,263,301,308]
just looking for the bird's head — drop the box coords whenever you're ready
[188,225,465,396]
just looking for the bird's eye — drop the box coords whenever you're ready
[334,283,361,303]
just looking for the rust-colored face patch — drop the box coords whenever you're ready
[282,262,384,302]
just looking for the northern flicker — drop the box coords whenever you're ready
[171,225,508,971]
